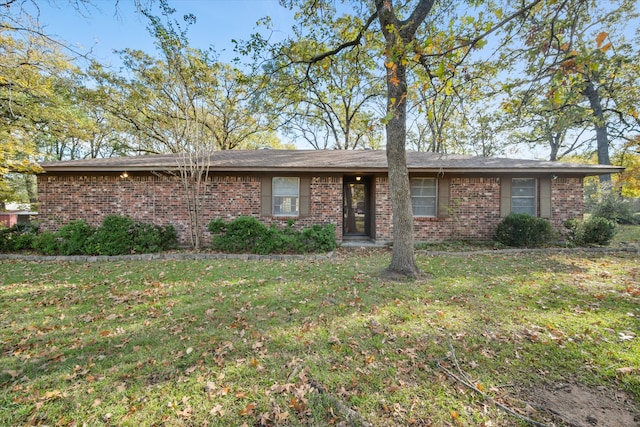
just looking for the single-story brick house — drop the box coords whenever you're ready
[36,149,623,245]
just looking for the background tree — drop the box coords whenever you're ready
[502,0,639,176]
[270,14,385,150]
[614,137,640,198]
[408,31,502,156]
[0,26,93,206]
[0,0,138,208]
[92,46,276,154]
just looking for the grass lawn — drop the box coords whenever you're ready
[1,245,639,425]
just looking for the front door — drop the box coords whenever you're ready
[343,176,370,237]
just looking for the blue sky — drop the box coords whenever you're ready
[34,0,296,65]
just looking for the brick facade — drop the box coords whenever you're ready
[371,175,584,243]
[37,172,585,246]
[37,173,344,246]
[550,177,584,231]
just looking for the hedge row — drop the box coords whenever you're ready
[208,216,337,254]
[0,215,177,256]
[494,213,616,247]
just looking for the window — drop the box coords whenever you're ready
[272,177,299,216]
[411,178,437,217]
[511,178,537,216]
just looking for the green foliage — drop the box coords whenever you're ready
[31,231,58,255]
[132,222,178,253]
[87,215,177,256]
[0,224,38,252]
[0,215,177,256]
[207,218,227,234]
[564,217,617,246]
[209,216,269,253]
[208,216,337,254]
[494,213,557,247]
[300,223,337,252]
[585,182,639,224]
[159,224,178,249]
[87,215,135,255]
[56,220,96,255]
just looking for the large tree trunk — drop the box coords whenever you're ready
[386,39,420,277]
[384,59,421,278]
[548,131,562,161]
[583,80,611,182]
[376,0,434,278]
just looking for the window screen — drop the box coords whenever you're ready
[272,177,299,216]
[411,178,437,217]
[511,178,537,216]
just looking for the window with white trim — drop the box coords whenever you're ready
[411,178,437,217]
[272,177,299,216]
[511,178,537,216]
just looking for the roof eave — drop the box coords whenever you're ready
[410,167,625,176]
[39,166,624,176]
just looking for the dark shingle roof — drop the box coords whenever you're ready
[38,149,623,176]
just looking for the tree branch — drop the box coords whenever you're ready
[307,11,378,64]
[419,0,545,60]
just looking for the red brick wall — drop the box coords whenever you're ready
[37,173,344,246]
[372,176,584,243]
[550,177,584,234]
[37,173,584,246]
[374,176,392,241]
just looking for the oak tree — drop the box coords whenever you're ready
[268,0,549,277]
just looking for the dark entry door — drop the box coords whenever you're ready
[343,176,370,236]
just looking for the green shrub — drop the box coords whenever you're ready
[564,216,617,246]
[209,216,269,253]
[132,222,178,253]
[32,231,58,255]
[0,227,17,252]
[585,182,638,224]
[159,224,178,250]
[0,215,177,256]
[57,220,95,255]
[209,217,336,254]
[87,215,135,256]
[300,223,337,252]
[494,213,557,247]
[0,224,38,252]
[12,231,36,251]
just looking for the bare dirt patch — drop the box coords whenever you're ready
[528,382,640,427]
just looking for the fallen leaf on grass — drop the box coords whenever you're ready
[275,411,290,423]
[239,402,256,416]
[176,406,192,418]
[618,332,635,341]
[210,404,225,416]
[616,367,638,375]
[270,383,296,394]
[41,389,63,401]
[289,397,307,413]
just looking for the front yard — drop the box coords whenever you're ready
[1,244,639,425]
